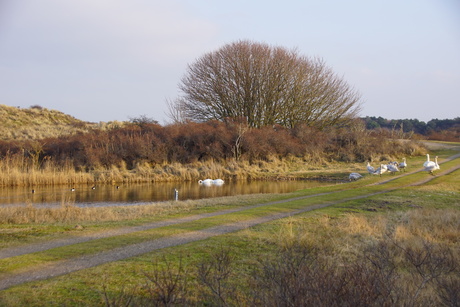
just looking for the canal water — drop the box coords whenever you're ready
[0,179,337,208]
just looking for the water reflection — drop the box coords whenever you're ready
[0,180,334,207]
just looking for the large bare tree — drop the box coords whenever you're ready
[171,40,362,129]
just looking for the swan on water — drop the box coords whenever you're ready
[198,178,225,186]
[198,179,214,186]
[213,179,225,185]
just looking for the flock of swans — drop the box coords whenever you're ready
[197,155,441,184]
[349,154,440,181]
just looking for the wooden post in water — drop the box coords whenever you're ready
[174,188,179,201]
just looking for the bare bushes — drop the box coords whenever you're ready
[98,207,459,306]
[251,238,458,306]
[251,228,458,306]
[100,238,459,306]
[196,246,240,305]
[141,256,190,306]
[242,125,305,162]
[0,120,427,186]
[325,120,426,163]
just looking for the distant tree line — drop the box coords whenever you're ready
[362,116,460,137]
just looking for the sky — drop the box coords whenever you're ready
[0,0,459,124]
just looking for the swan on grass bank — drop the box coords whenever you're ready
[423,153,433,168]
[366,162,375,174]
[423,154,440,175]
[373,164,388,176]
[349,173,363,181]
[399,158,407,172]
[387,162,399,175]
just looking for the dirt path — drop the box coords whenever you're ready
[1,149,459,291]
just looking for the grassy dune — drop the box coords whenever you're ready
[0,104,129,140]
[0,104,93,140]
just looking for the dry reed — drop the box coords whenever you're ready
[0,154,318,187]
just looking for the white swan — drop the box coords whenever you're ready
[198,179,213,186]
[424,155,440,175]
[399,158,407,172]
[387,162,399,174]
[373,164,387,176]
[349,173,363,181]
[213,179,225,185]
[366,162,375,174]
[423,154,434,168]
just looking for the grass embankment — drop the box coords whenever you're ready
[0,149,459,306]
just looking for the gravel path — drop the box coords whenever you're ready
[1,151,459,291]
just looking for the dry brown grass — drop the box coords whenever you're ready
[0,201,181,224]
[338,213,388,238]
[0,154,321,187]
[330,208,460,248]
[0,194,266,225]
[0,104,127,141]
[0,104,93,140]
[393,208,460,245]
[0,156,94,186]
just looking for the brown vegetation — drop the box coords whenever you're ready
[0,104,124,140]
[0,198,208,224]
[100,208,460,306]
[0,119,427,186]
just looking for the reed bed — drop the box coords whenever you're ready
[0,154,323,187]
[0,156,93,186]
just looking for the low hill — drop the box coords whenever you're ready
[0,104,100,140]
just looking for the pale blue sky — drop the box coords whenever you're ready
[1,0,459,124]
